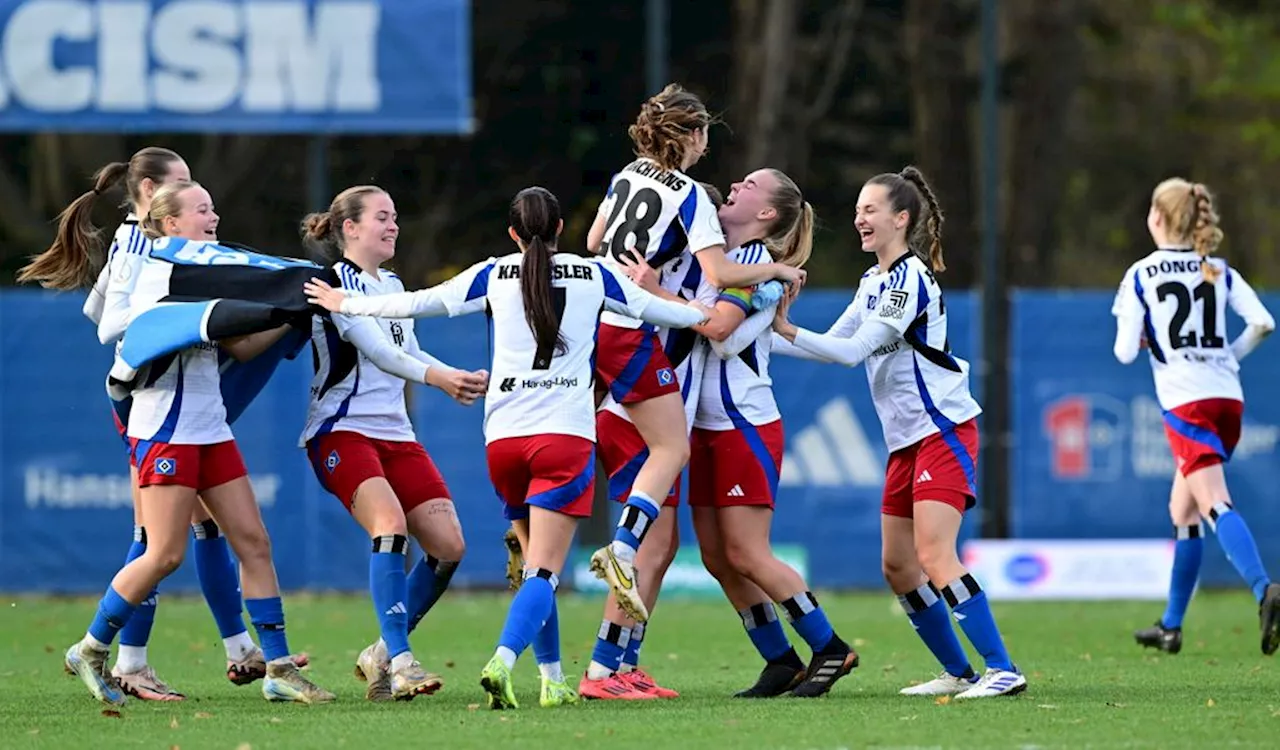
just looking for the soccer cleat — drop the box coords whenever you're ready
[1260,583,1280,655]
[503,528,525,591]
[480,655,519,710]
[353,642,393,702]
[619,668,679,698]
[578,672,657,700]
[262,659,335,704]
[228,648,310,686]
[734,660,806,698]
[64,641,126,706]
[791,643,859,698]
[113,665,186,701]
[391,659,443,701]
[1134,621,1182,655]
[539,677,580,707]
[899,671,978,696]
[587,546,649,622]
[955,668,1027,699]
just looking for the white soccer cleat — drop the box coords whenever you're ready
[65,640,126,706]
[899,671,977,696]
[955,668,1027,699]
[588,546,649,623]
[353,641,393,702]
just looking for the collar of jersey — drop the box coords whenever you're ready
[1156,245,1194,253]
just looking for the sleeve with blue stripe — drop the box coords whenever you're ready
[338,258,496,320]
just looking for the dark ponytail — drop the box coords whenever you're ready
[510,187,566,366]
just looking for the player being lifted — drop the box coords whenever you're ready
[305,187,709,709]
[771,167,1025,699]
[580,84,804,699]
[1113,178,1280,655]
[300,186,487,700]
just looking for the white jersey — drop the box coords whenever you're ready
[83,215,152,345]
[1112,248,1272,409]
[124,254,231,444]
[840,255,982,452]
[595,158,725,329]
[695,241,781,430]
[301,261,422,445]
[332,252,706,445]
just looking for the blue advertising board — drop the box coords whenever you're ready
[3,288,1280,593]
[0,0,471,133]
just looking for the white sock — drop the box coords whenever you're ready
[83,633,110,652]
[586,660,613,680]
[390,651,415,673]
[223,631,257,661]
[618,662,636,674]
[609,540,637,564]
[115,645,147,674]
[495,646,517,670]
[374,639,389,663]
[539,661,564,683]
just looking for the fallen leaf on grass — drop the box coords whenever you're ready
[898,715,918,721]
[102,710,123,719]
[1079,653,1093,662]
[170,717,180,729]
[236,744,252,750]
[666,653,679,661]
[193,712,213,719]
[1206,699,1217,708]
[574,733,586,740]
[1105,702,1126,708]
[1038,705,1058,710]
[445,661,456,669]
[269,717,283,724]
[27,729,38,735]
[852,639,867,648]
[934,696,951,706]
[881,664,897,674]
[466,704,480,711]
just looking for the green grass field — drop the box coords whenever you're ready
[2,591,1278,749]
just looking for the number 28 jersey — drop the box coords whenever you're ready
[595,157,725,330]
[1112,248,1273,409]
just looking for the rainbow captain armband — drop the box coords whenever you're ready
[751,280,785,311]
[718,286,754,313]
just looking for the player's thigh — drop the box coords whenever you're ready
[1184,462,1233,516]
[625,392,690,457]
[350,477,408,538]
[1168,470,1199,526]
[200,475,271,560]
[406,499,465,561]
[911,500,964,572]
[525,506,580,575]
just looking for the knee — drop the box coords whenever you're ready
[723,539,757,579]
[234,524,273,568]
[699,546,732,582]
[435,532,466,563]
[914,540,958,582]
[650,435,691,469]
[881,554,919,591]
[144,546,185,578]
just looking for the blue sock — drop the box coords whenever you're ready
[192,520,248,639]
[943,575,1014,672]
[898,582,974,679]
[622,623,645,667]
[532,598,561,666]
[406,555,458,633]
[780,591,836,652]
[590,620,629,673]
[1162,524,1204,629]
[244,597,290,662]
[1211,504,1272,602]
[89,585,138,646]
[370,535,411,658]
[740,603,794,662]
[497,572,556,659]
[117,528,157,648]
[612,491,660,553]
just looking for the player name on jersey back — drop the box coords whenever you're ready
[620,158,690,193]
[494,263,596,281]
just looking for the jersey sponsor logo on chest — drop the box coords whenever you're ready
[872,289,909,319]
[499,375,578,392]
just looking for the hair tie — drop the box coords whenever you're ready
[91,187,101,196]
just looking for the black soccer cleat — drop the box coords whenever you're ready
[1259,583,1280,655]
[791,638,858,698]
[1134,621,1182,654]
[734,650,806,698]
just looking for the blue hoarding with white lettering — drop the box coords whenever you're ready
[0,0,471,133]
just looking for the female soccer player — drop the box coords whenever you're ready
[305,186,709,709]
[585,84,807,625]
[20,148,268,701]
[771,167,1026,699]
[1113,178,1280,655]
[63,181,333,707]
[299,185,487,700]
[624,168,860,698]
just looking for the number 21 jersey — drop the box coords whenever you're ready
[1113,248,1272,409]
[595,157,724,329]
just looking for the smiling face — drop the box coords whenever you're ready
[719,169,781,227]
[853,183,908,254]
[163,185,218,241]
[343,190,398,264]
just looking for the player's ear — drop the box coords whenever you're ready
[507,226,521,246]
[556,218,564,237]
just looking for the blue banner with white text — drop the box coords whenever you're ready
[0,0,471,133]
[2,288,1279,593]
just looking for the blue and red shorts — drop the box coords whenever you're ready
[596,409,680,507]
[487,434,596,520]
[307,430,451,513]
[689,421,784,509]
[595,323,681,404]
[129,438,247,491]
[1163,398,1243,476]
[882,419,979,518]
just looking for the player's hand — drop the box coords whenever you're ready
[772,286,799,341]
[304,278,346,312]
[772,264,807,287]
[688,301,714,325]
[427,367,489,406]
[617,251,659,292]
